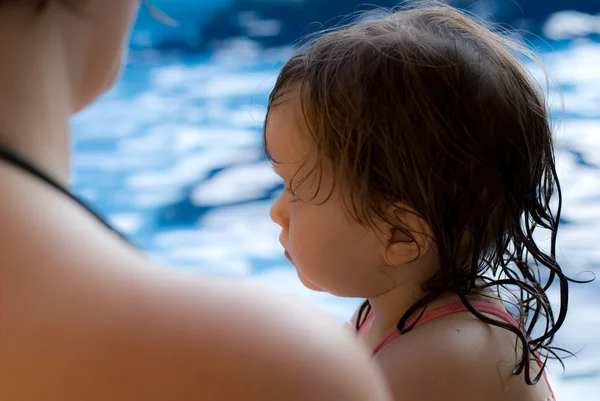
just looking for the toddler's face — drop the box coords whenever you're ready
[266,93,388,297]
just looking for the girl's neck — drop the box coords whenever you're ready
[366,287,456,336]
[366,283,496,336]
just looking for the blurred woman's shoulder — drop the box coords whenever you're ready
[0,164,390,401]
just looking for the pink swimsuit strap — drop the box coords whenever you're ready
[358,300,517,355]
[357,299,555,399]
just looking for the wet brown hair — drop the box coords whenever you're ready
[264,2,589,385]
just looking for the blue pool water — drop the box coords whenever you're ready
[71,3,600,400]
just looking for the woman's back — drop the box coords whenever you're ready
[0,113,390,401]
[0,1,391,399]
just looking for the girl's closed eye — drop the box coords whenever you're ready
[285,185,300,202]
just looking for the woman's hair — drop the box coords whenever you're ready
[0,0,174,25]
[0,0,82,12]
[264,2,589,385]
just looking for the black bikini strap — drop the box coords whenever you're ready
[0,144,131,244]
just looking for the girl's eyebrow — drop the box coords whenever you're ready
[270,162,283,177]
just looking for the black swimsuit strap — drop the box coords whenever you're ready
[0,143,131,244]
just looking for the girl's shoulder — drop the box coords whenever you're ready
[373,311,553,401]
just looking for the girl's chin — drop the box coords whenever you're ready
[296,270,324,292]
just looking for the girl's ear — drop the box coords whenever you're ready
[381,204,433,266]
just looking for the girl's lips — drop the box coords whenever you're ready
[284,250,292,262]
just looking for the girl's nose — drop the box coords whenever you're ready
[269,191,288,228]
